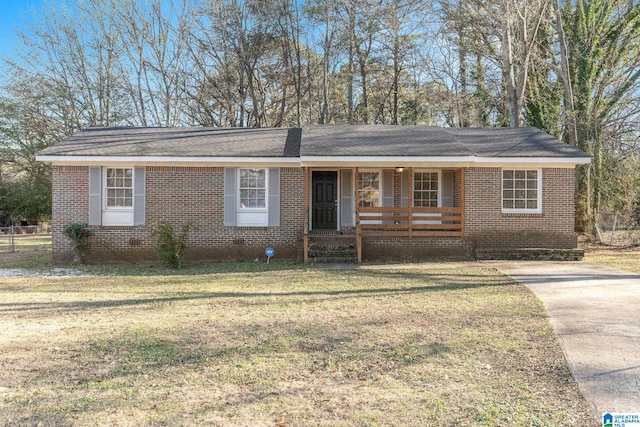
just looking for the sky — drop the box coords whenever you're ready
[0,0,40,60]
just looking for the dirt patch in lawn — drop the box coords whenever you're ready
[0,262,596,426]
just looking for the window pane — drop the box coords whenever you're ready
[502,169,540,211]
[413,171,438,207]
[105,168,134,208]
[239,169,267,209]
[358,172,380,207]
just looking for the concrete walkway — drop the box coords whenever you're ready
[492,261,640,416]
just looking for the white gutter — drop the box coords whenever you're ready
[35,155,300,167]
[36,154,591,167]
[475,156,590,164]
[300,155,591,167]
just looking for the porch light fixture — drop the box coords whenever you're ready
[395,167,404,173]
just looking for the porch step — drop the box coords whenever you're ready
[308,234,357,263]
[308,256,358,264]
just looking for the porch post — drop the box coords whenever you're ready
[460,167,465,236]
[355,167,362,263]
[408,167,413,238]
[303,167,309,263]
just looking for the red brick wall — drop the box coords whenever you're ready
[464,167,577,254]
[51,165,578,263]
[362,236,471,261]
[453,169,462,207]
[51,166,305,263]
[51,166,89,260]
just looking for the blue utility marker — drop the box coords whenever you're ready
[265,247,274,263]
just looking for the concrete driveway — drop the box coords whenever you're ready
[492,261,640,416]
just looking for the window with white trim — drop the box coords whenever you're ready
[358,171,380,207]
[239,168,267,210]
[105,168,133,209]
[502,169,541,213]
[414,171,439,207]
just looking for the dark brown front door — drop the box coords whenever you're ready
[312,171,338,230]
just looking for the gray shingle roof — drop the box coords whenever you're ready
[301,125,590,158]
[454,127,589,158]
[37,126,300,158]
[300,125,474,157]
[37,125,590,160]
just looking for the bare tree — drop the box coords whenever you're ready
[116,0,194,127]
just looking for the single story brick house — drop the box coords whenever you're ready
[36,125,590,263]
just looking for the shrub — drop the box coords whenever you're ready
[154,222,191,268]
[63,223,91,264]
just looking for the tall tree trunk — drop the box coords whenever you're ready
[459,42,469,127]
[321,20,330,124]
[347,1,355,124]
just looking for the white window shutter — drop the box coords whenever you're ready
[442,170,454,207]
[340,169,354,227]
[268,168,280,226]
[224,167,237,226]
[400,170,409,207]
[133,167,146,225]
[382,169,394,207]
[88,166,102,226]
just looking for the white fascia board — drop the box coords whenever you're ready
[300,156,476,167]
[475,157,591,165]
[35,155,301,167]
[37,154,591,169]
[300,155,590,168]
[472,157,591,168]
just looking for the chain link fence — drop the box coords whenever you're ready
[0,224,51,253]
[595,210,640,246]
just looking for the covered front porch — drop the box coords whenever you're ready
[302,166,466,263]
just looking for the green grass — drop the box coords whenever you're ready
[0,233,54,269]
[0,233,51,251]
[0,253,596,426]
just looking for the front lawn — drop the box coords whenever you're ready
[0,261,595,426]
[584,246,640,274]
[0,233,53,270]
